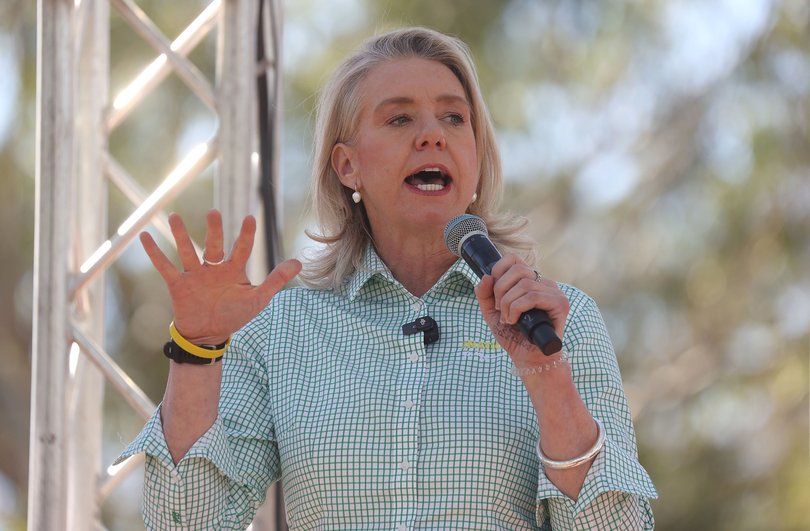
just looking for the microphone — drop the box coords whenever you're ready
[444,214,562,355]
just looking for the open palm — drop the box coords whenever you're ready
[141,209,301,345]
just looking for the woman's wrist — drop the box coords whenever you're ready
[511,349,570,376]
[166,322,230,364]
[171,322,231,347]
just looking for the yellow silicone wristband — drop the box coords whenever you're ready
[169,321,230,359]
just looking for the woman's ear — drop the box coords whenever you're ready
[331,143,358,188]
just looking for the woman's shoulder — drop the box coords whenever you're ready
[557,282,599,313]
[232,286,339,345]
[255,285,343,321]
[556,282,613,333]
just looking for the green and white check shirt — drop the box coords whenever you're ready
[118,247,657,530]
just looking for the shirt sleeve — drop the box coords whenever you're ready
[535,287,658,530]
[113,319,281,530]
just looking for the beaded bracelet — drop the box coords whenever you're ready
[537,418,606,470]
[511,350,570,377]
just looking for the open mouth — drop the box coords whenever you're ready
[404,167,452,192]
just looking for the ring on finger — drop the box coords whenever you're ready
[202,254,226,266]
[533,270,543,282]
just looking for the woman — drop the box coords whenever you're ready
[118,27,656,529]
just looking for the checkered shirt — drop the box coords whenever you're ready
[117,246,657,530]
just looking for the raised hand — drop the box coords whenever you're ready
[140,209,301,345]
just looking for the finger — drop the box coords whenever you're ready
[203,209,225,263]
[489,254,522,279]
[254,259,302,303]
[168,213,201,271]
[140,232,180,284]
[229,215,257,267]
[502,285,569,337]
[492,266,535,307]
[491,259,535,311]
[500,286,547,325]
[474,274,497,315]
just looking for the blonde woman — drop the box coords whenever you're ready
[119,27,656,529]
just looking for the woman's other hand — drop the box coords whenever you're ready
[474,254,569,362]
[140,209,301,345]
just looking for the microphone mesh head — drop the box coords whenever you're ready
[444,214,488,257]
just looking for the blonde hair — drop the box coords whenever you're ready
[300,27,535,290]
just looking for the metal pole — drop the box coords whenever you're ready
[29,0,74,528]
[217,3,286,528]
[255,2,286,528]
[216,0,257,247]
[67,1,108,526]
[31,1,286,527]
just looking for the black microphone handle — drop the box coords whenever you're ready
[518,309,563,355]
[460,234,562,356]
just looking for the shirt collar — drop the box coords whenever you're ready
[345,244,392,301]
[345,243,480,301]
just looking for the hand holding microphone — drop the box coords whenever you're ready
[444,214,563,356]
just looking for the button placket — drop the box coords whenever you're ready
[395,299,427,518]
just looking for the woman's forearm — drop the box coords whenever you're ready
[161,362,223,464]
[521,361,599,500]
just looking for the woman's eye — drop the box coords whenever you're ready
[388,115,411,126]
[446,113,466,125]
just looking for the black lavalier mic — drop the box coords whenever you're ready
[402,316,440,345]
[444,214,562,355]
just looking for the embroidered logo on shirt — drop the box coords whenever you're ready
[461,339,507,361]
[463,340,500,350]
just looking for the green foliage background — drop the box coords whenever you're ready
[0,0,808,529]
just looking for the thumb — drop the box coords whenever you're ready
[255,259,302,302]
[474,274,498,316]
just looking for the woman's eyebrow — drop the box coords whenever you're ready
[435,94,470,108]
[373,94,470,114]
[373,96,415,114]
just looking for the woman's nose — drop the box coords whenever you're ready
[415,119,446,150]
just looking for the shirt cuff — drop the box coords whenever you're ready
[536,432,658,518]
[113,403,243,485]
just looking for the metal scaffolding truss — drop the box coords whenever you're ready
[31,0,283,528]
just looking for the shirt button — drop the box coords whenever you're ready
[411,301,422,312]
[403,399,415,409]
[407,353,418,362]
[397,524,408,531]
[399,459,410,471]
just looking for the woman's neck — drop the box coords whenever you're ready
[371,232,457,298]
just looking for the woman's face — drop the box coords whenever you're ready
[332,57,479,241]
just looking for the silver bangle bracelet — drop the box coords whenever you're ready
[536,418,606,470]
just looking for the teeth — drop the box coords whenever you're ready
[416,183,445,191]
[423,167,442,173]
